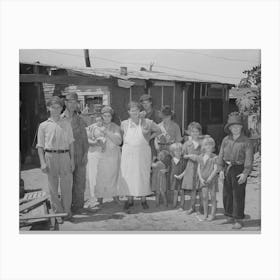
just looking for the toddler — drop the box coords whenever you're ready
[151,150,170,207]
[90,116,106,152]
[169,143,187,209]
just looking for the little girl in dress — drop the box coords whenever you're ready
[197,137,219,221]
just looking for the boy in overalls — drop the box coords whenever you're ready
[37,96,75,220]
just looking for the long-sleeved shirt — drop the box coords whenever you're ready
[61,110,89,164]
[217,134,254,176]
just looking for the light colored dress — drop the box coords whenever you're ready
[118,119,152,196]
[94,123,121,199]
[181,137,201,190]
[151,161,167,192]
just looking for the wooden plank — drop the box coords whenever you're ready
[20,213,68,220]
[20,74,111,86]
[19,196,49,213]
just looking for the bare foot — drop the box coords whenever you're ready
[186,208,195,215]
[207,215,215,221]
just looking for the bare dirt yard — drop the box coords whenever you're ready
[20,163,261,232]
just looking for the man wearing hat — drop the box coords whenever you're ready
[139,94,161,159]
[37,96,75,219]
[62,93,89,214]
[217,112,253,229]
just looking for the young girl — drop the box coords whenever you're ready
[151,150,170,207]
[197,137,219,221]
[89,116,106,152]
[181,122,202,213]
[169,143,187,209]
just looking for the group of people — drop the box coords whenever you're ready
[36,93,253,229]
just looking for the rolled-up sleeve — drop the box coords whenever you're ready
[243,140,254,176]
[217,138,226,172]
[67,123,75,145]
[36,124,45,149]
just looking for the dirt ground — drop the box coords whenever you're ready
[20,166,261,232]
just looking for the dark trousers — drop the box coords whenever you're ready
[223,165,246,220]
[71,163,86,212]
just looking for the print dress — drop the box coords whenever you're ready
[181,137,201,191]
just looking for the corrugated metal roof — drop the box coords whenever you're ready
[20,61,234,85]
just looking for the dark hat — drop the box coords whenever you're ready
[160,105,173,116]
[139,94,152,103]
[224,112,244,134]
[65,93,78,101]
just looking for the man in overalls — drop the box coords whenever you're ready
[62,93,89,214]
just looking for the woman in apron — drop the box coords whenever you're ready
[118,101,161,210]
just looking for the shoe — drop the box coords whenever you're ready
[221,217,234,224]
[207,215,215,221]
[64,213,73,222]
[123,201,134,210]
[141,201,149,209]
[186,208,195,215]
[232,221,243,229]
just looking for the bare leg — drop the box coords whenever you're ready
[187,189,196,214]
[209,188,217,220]
[201,187,208,220]
[155,192,160,207]
[161,190,168,207]
[173,190,178,208]
[179,190,185,209]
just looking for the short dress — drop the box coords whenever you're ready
[197,153,219,192]
[170,157,187,191]
[151,161,167,192]
[181,138,201,191]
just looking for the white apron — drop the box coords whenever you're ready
[119,119,152,196]
[86,150,101,198]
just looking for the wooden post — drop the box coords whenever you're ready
[173,85,175,110]
[129,87,132,102]
[161,86,164,107]
[193,82,196,120]
[84,49,91,67]
[182,86,185,132]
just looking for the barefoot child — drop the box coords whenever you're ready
[151,150,170,207]
[169,143,187,209]
[197,137,219,221]
[181,122,202,213]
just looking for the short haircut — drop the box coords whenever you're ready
[187,121,202,133]
[139,94,152,103]
[201,136,215,152]
[46,96,64,107]
[169,142,183,155]
[127,101,141,110]
[101,105,114,116]
[158,150,169,162]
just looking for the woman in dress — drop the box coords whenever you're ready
[118,101,161,210]
[94,106,122,204]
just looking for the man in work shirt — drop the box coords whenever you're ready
[37,96,75,219]
[62,93,89,214]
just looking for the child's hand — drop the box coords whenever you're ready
[41,163,48,174]
[200,178,206,186]
[139,111,146,119]
[175,173,184,180]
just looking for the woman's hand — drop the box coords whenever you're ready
[236,173,247,184]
